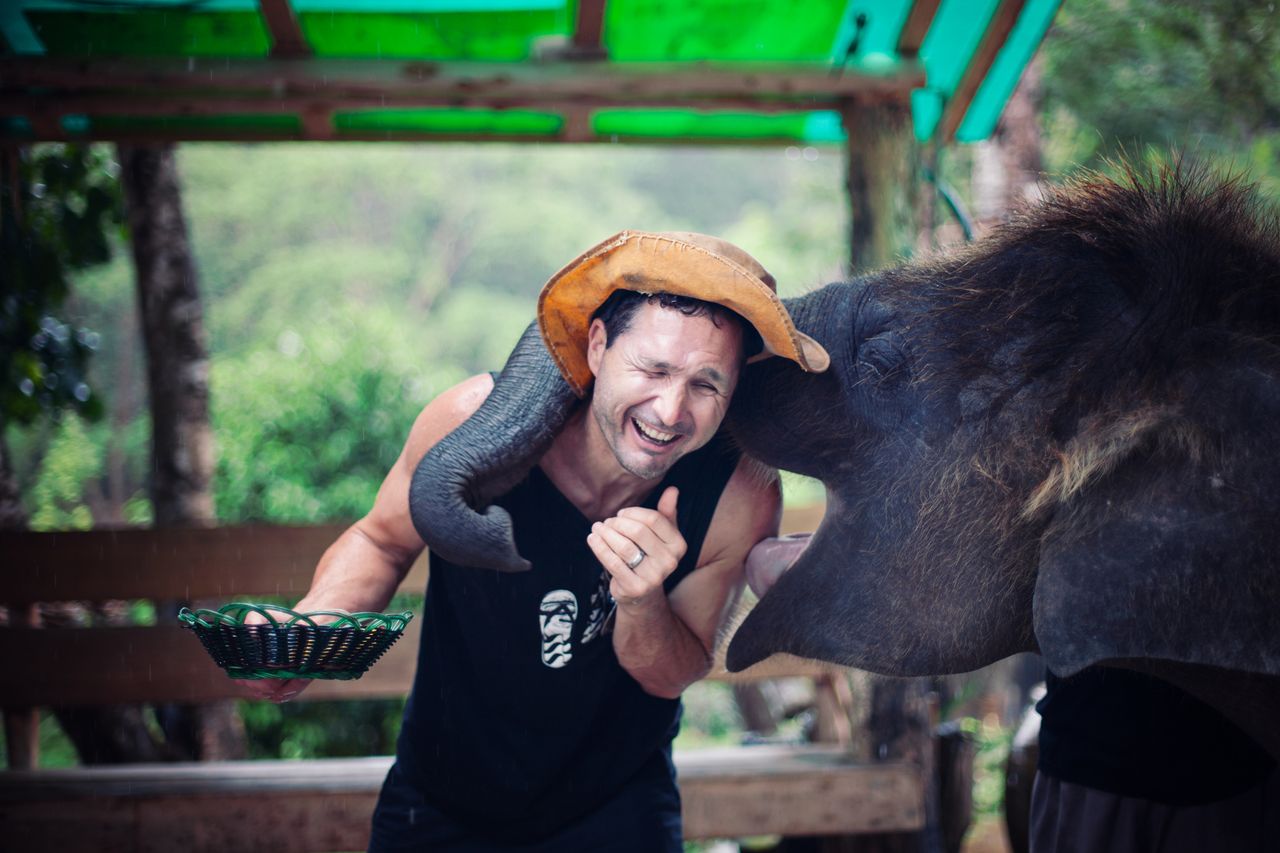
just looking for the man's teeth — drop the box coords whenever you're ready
[633,418,678,445]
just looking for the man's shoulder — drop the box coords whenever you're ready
[401,373,496,466]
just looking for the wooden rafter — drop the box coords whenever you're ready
[571,0,608,60]
[258,0,312,59]
[0,91,907,121]
[0,126,854,147]
[896,0,941,57]
[1,57,922,104]
[937,0,1025,141]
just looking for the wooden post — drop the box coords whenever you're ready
[841,101,919,275]
[3,604,41,769]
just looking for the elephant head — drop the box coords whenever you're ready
[410,166,1280,754]
[725,166,1280,754]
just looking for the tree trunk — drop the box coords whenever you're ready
[119,142,245,762]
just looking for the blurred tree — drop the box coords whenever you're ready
[213,309,461,524]
[0,144,116,528]
[116,142,246,763]
[1041,0,1280,178]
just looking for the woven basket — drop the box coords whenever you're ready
[179,603,413,680]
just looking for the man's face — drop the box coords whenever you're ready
[585,301,743,480]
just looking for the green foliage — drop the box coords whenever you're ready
[1043,0,1280,178]
[240,698,407,760]
[28,414,101,531]
[212,307,460,523]
[1,145,121,429]
[675,682,744,749]
[959,716,1014,821]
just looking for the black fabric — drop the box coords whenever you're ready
[393,430,740,843]
[369,753,682,852]
[1029,770,1280,853]
[1036,667,1276,806]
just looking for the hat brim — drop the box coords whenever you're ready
[538,231,830,397]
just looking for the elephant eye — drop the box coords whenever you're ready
[856,333,910,389]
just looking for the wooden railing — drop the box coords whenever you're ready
[0,505,930,851]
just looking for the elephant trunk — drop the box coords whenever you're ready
[409,322,579,572]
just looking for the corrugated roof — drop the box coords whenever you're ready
[0,0,1060,145]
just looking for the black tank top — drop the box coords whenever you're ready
[395,430,740,840]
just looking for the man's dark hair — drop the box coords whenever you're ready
[590,290,764,360]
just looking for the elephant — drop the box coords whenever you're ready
[409,165,1280,758]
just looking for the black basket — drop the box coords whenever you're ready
[179,603,413,680]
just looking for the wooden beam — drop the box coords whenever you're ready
[1,504,822,605]
[937,0,1025,142]
[0,126,855,146]
[299,104,334,140]
[259,0,311,59]
[0,92,901,119]
[0,524,354,604]
[897,0,941,57]
[0,57,924,105]
[570,0,608,59]
[0,749,924,847]
[560,104,594,143]
[0,620,842,707]
[0,622,424,706]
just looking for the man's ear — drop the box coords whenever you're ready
[586,318,607,378]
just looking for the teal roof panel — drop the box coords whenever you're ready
[1,0,1061,145]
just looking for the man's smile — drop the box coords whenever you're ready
[631,416,682,448]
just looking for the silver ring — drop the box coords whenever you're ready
[626,549,646,570]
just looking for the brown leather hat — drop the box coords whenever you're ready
[538,230,830,397]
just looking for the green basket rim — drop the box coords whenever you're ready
[178,602,413,632]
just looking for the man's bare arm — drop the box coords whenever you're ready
[240,373,494,702]
[601,459,781,699]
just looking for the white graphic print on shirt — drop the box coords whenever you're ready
[580,570,615,645]
[539,589,578,668]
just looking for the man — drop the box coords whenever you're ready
[243,231,829,851]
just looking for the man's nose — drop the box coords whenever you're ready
[652,382,688,427]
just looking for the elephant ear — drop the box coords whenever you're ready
[409,322,579,572]
[1033,439,1280,683]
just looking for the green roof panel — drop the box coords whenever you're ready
[828,0,913,69]
[26,8,270,57]
[79,114,302,135]
[300,9,570,59]
[910,0,998,139]
[4,0,1059,144]
[334,108,563,135]
[603,0,848,62]
[593,108,840,143]
[955,0,1059,141]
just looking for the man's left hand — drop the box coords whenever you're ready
[588,486,686,609]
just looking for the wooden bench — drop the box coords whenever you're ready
[0,510,927,850]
